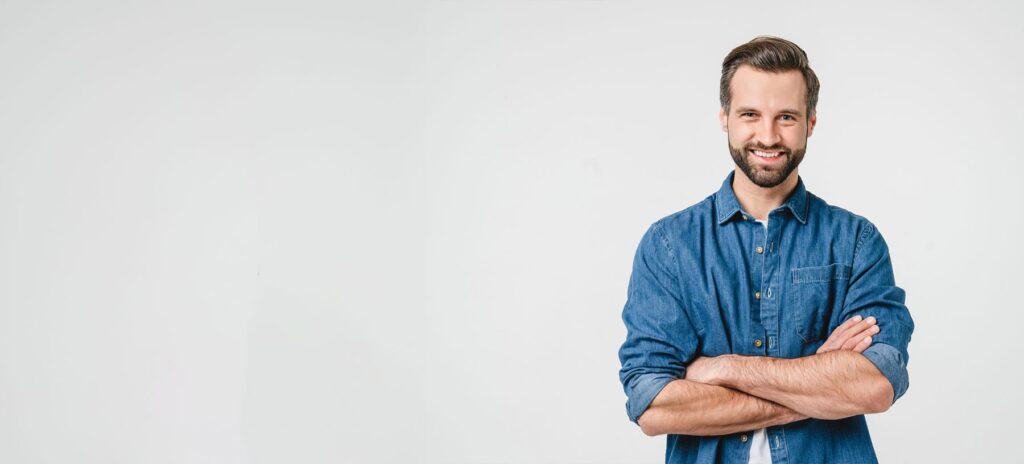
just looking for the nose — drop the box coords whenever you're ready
[756,119,782,147]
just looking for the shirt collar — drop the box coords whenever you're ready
[715,171,809,225]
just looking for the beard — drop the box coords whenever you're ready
[728,139,806,188]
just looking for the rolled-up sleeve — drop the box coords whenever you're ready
[618,222,699,424]
[843,223,915,404]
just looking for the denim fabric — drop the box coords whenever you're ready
[618,172,914,464]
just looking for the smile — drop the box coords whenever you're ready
[750,149,785,159]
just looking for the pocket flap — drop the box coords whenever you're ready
[792,263,852,284]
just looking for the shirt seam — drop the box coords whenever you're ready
[651,221,707,338]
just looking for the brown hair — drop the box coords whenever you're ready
[720,36,820,117]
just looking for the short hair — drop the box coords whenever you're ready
[720,36,820,117]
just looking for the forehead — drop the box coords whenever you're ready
[730,64,806,112]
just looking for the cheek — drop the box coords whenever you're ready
[782,129,807,147]
[728,127,755,145]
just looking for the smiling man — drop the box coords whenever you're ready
[617,37,914,463]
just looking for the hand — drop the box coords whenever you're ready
[816,315,879,354]
[684,355,734,385]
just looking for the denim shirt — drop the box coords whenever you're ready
[618,172,914,463]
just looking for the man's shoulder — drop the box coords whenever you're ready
[650,194,717,233]
[808,192,879,235]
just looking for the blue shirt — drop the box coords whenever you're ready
[618,172,914,463]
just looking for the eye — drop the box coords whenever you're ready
[740,112,755,118]
[780,114,796,121]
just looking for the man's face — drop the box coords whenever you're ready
[719,64,817,188]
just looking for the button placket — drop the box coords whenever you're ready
[761,213,782,358]
[749,218,769,356]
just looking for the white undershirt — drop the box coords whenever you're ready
[749,218,772,464]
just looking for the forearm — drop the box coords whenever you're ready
[716,351,894,420]
[637,379,807,436]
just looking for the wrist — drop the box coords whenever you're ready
[713,354,742,387]
[776,405,808,425]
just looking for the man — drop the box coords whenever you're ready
[617,36,914,463]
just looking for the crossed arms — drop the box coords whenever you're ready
[637,317,893,437]
[619,222,914,437]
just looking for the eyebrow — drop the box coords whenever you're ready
[735,107,804,117]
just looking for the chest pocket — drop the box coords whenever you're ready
[791,263,852,343]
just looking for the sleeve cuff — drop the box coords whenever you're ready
[625,373,678,424]
[861,343,909,404]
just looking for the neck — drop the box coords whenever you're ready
[731,168,799,221]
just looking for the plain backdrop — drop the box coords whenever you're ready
[0,1,1021,463]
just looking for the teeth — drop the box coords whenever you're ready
[753,150,781,158]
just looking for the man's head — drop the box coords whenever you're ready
[718,36,819,188]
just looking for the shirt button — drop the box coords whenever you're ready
[742,214,749,220]
[740,434,749,443]
[756,246,764,254]
[754,339,763,348]
[755,291,761,300]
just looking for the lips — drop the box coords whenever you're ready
[749,149,786,160]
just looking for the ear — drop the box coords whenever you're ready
[719,108,728,132]
[807,112,817,137]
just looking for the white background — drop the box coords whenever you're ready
[1,1,1020,462]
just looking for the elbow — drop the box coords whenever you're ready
[865,377,895,414]
[637,411,664,436]
[640,424,660,437]
[853,349,901,414]
[864,400,890,415]
[868,389,893,414]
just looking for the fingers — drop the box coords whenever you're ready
[837,316,876,342]
[841,324,880,350]
[816,315,878,354]
[853,335,872,353]
[816,316,861,354]
[830,315,863,340]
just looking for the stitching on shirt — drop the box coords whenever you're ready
[651,221,707,337]
[852,222,877,265]
[791,264,853,283]
[651,221,675,257]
